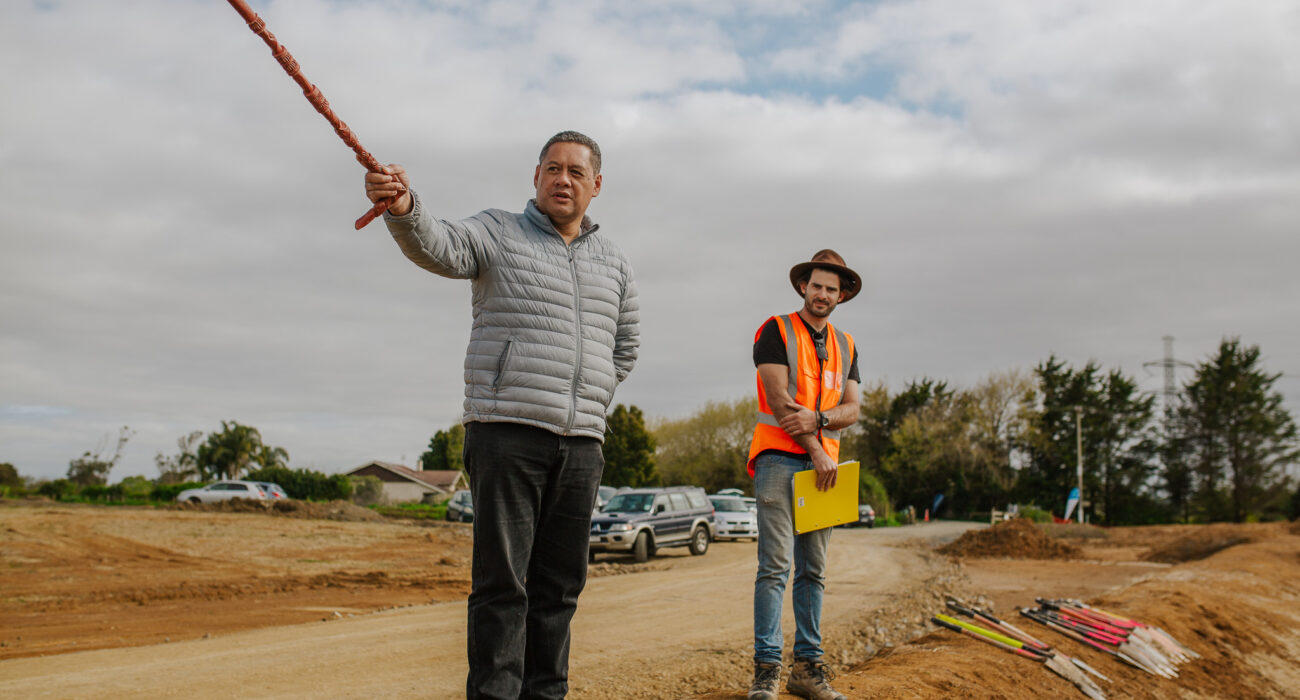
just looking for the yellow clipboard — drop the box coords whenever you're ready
[792,461,860,534]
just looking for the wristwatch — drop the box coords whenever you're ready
[817,411,829,429]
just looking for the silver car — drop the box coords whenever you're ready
[593,485,617,514]
[709,495,758,540]
[257,482,289,500]
[445,490,474,522]
[176,480,267,504]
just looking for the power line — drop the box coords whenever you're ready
[1142,335,1195,413]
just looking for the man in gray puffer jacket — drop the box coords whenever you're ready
[364,131,639,699]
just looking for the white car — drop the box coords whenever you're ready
[709,495,759,540]
[717,486,759,510]
[177,480,267,504]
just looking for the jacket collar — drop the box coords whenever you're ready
[525,199,600,242]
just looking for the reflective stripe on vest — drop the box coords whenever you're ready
[747,313,855,475]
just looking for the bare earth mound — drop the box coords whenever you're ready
[1139,522,1262,564]
[936,517,1082,560]
[0,502,469,660]
[5,504,1299,699]
[695,522,1300,700]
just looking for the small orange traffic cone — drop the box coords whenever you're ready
[924,508,930,522]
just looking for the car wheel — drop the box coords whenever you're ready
[867,521,875,529]
[188,497,201,504]
[688,526,709,556]
[633,531,651,563]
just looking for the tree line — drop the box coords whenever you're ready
[606,338,1298,525]
[2,420,349,503]
[3,338,1294,524]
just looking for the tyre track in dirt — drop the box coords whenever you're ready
[0,504,471,659]
[0,517,980,699]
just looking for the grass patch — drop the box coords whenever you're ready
[370,502,448,520]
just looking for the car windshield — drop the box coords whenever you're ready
[603,493,654,513]
[710,498,748,513]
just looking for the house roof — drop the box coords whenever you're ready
[347,461,466,492]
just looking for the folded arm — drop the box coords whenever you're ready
[757,363,840,490]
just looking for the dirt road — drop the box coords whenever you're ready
[0,505,976,699]
[7,503,1293,699]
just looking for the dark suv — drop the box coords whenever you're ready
[589,486,716,562]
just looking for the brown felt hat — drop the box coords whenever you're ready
[789,249,862,302]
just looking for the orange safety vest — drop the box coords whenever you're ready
[747,313,856,476]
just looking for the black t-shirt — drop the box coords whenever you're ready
[752,315,860,383]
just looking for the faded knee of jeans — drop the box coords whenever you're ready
[756,561,791,580]
[798,570,826,587]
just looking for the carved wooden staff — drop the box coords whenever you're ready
[225,0,391,229]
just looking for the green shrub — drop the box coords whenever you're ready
[351,475,385,506]
[857,468,891,522]
[326,474,353,501]
[1018,505,1053,523]
[245,466,353,501]
[371,502,448,520]
[0,462,23,495]
[37,479,76,500]
[80,484,111,501]
[118,476,153,500]
[151,481,206,502]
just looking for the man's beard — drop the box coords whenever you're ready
[804,299,834,318]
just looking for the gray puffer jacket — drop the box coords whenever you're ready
[384,192,640,440]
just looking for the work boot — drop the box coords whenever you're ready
[747,661,782,700]
[786,657,846,700]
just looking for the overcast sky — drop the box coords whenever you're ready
[3,0,1298,482]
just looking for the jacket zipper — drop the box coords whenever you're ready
[492,339,514,392]
[566,245,583,432]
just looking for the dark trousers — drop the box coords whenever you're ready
[463,421,604,700]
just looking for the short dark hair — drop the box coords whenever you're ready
[540,131,602,174]
[798,267,848,291]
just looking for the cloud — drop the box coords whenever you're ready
[2,0,1298,480]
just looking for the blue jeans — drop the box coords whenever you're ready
[463,421,604,700]
[753,452,831,664]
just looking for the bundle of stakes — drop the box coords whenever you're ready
[932,598,1107,700]
[1019,598,1200,680]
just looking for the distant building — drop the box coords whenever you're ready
[345,461,467,504]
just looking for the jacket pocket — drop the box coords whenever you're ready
[491,339,515,393]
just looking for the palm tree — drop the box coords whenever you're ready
[197,421,262,480]
[257,444,290,471]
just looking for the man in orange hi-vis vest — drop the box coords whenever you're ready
[746,250,861,700]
